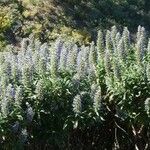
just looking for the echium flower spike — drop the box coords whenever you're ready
[6,84,15,100]
[115,32,121,49]
[38,57,47,75]
[136,36,145,63]
[55,37,63,61]
[147,38,150,56]
[11,63,20,83]
[93,86,102,112]
[140,27,147,51]
[104,49,111,76]
[88,43,97,78]
[34,39,42,52]
[111,26,118,49]
[145,98,150,117]
[136,26,146,47]
[97,30,104,61]
[15,86,23,106]
[0,53,5,65]
[82,46,90,75]
[89,42,97,64]
[72,94,82,115]
[136,25,142,42]
[21,38,29,53]
[117,38,126,61]
[50,48,58,76]
[106,30,113,54]
[51,38,63,76]
[1,61,11,78]
[22,64,32,88]
[40,43,49,59]
[1,76,9,94]
[141,27,146,42]
[66,44,78,71]
[77,50,85,78]
[33,51,40,70]
[146,63,150,81]
[28,34,35,50]
[113,58,121,80]
[59,45,68,71]
[1,84,15,117]
[122,27,130,53]
[91,83,99,99]
[35,79,44,100]
[1,97,9,117]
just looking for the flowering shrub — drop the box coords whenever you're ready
[0,26,150,149]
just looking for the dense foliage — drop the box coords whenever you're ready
[0,26,150,149]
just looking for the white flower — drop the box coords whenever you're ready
[111,26,118,49]
[145,98,150,117]
[97,30,104,61]
[104,49,111,76]
[93,86,102,112]
[91,83,99,99]
[6,84,15,100]
[117,38,126,61]
[88,43,97,78]
[115,32,121,48]
[1,61,11,77]
[122,27,130,53]
[38,57,47,75]
[72,94,82,114]
[11,62,20,83]
[1,97,10,117]
[136,36,145,63]
[77,49,86,77]
[35,79,44,100]
[113,58,121,79]
[59,45,69,71]
[50,38,63,76]
[15,86,23,106]
[66,44,78,71]
[21,38,29,53]
[147,38,150,55]
[136,25,142,42]
[106,30,113,54]
[22,64,33,88]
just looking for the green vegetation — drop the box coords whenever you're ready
[0,0,150,149]
[0,26,149,149]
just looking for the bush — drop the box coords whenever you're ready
[0,26,150,149]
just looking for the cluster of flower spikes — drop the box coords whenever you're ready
[101,25,150,81]
[72,25,150,115]
[0,25,150,127]
[0,34,101,121]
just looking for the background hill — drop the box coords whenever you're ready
[0,0,150,47]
